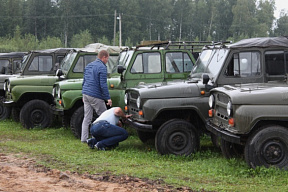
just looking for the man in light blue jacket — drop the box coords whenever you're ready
[81,50,112,142]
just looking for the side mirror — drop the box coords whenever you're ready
[202,74,210,85]
[56,69,63,77]
[117,65,126,74]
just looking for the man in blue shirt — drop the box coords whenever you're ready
[81,50,112,143]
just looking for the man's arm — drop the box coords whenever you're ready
[114,107,132,120]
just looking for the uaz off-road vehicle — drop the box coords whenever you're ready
[52,41,206,138]
[207,82,288,169]
[4,44,120,129]
[124,36,288,156]
[0,48,70,120]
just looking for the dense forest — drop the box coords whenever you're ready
[0,0,287,52]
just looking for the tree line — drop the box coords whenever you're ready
[0,0,287,52]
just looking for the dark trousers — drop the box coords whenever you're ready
[90,120,128,148]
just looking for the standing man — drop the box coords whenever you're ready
[81,50,112,143]
[87,107,132,150]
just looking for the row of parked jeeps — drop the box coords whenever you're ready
[2,37,288,170]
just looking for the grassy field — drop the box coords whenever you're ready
[1,119,288,192]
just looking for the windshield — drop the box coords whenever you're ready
[61,51,78,73]
[111,50,133,74]
[191,48,229,79]
[20,53,31,72]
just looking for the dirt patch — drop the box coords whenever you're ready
[0,153,195,192]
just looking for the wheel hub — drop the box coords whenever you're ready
[169,132,187,150]
[262,141,285,164]
[30,109,44,124]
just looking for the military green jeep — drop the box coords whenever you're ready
[0,49,70,120]
[3,45,120,128]
[52,41,205,138]
[124,36,288,156]
[207,83,288,169]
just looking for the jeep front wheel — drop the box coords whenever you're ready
[245,125,288,169]
[155,119,199,156]
[20,100,54,129]
[70,106,99,139]
[0,97,11,120]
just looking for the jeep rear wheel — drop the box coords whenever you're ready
[220,139,244,159]
[20,100,54,129]
[70,106,84,139]
[245,125,288,169]
[0,97,11,120]
[155,119,199,156]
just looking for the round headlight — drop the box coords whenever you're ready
[52,87,56,97]
[208,95,215,108]
[124,93,128,105]
[227,101,232,116]
[57,87,61,99]
[7,82,10,92]
[3,82,6,91]
[136,96,141,108]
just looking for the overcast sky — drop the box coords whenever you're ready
[274,0,288,19]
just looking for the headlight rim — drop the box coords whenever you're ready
[227,100,233,116]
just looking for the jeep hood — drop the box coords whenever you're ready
[56,79,83,90]
[132,80,202,98]
[9,75,58,86]
[213,83,288,105]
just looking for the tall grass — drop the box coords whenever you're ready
[1,120,288,192]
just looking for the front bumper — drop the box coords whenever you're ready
[206,119,242,144]
[126,118,154,132]
[3,100,16,107]
[50,104,64,116]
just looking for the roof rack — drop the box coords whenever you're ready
[136,40,232,52]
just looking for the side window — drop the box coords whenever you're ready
[74,55,97,73]
[131,54,143,73]
[39,56,52,72]
[147,53,161,73]
[0,60,9,74]
[28,56,53,72]
[225,52,261,77]
[73,56,84,72]
[165,52,193,73]
[131,52,161,74]
[13,59,21,73]
[265,51,285,75]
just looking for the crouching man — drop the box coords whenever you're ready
[86,107,132,150]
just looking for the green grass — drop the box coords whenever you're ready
[1,120,288,192]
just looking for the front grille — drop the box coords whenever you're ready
[217,92,229,103]
[127,90,140,116]
[213,92,230,128]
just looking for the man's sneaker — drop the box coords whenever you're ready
[95,142,105,151]
[86,138,95,149]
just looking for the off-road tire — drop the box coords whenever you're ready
[0,96,11,120]
[245,125,288,169]
[11,107,20,122]
[70,106,84,139]
[70,106,99,139]
[155,119,199,156]
[62,114,71,128]
[20,99,54,129]
[220,139,244,159]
